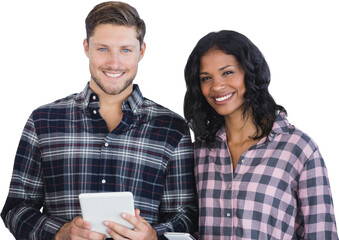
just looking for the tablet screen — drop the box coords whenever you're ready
[79,191,135,237]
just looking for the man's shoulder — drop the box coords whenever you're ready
[31,92,79,117]
[142,98,185,122]
[140,98,189,132]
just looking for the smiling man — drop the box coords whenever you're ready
[1,2,197,240]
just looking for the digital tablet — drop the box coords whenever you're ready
[79,191,135,237]
[164,232,196,240]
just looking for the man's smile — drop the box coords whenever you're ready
[104,71,124,78]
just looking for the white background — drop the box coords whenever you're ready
[1,0,338,238]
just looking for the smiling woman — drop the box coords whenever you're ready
[199,50,246,119]
[184,29,338,239]
[0,0,339,239]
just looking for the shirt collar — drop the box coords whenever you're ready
[267,110,290,141]
[215,110,290,142]
[74,83,144,113]
[74,83,93,112]
[122,84,144,112]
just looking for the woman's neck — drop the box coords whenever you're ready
[224,110,257,144]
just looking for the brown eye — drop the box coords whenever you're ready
[223,71,233,76]
[200,76,211,82]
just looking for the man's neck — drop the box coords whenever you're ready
[89,80,133,108]
[89,80,133,132]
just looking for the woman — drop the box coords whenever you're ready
[184,30,338,239]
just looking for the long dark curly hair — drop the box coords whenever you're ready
[184,30,284,148]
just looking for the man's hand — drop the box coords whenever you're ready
[104,209,158,240]
[55,216,106,240]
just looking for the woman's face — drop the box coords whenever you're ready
[199,49,246,119]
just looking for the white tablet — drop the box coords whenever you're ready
[164,232,196,240]
[79,191,135,237]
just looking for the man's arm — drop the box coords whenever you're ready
[153,129,198,237]
[1,115,67,239]
[103,128,198,240]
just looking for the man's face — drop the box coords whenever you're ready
[84,24,145,96]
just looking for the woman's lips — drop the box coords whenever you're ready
[212,92,234,104]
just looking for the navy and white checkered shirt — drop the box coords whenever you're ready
[1,83,197,240]
[194,111,338,239]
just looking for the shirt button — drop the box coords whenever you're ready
[92,95,97,100]
[104,142,109,147]
[228,183,232,189]
[269,133,275,138]
[101,179,106,184]
[93,110,97,114]
[241,159,245,164]
[226,212,231,217]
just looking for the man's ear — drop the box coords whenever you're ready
[83,39,89,57]
[139,42,146,61]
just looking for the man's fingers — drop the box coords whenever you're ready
[73,216,91,230]
[69,217,106,239]
[122,211,148,230]
[105,221,134,239]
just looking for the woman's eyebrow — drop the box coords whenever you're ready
[218,65,233,71]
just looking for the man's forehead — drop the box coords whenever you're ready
[90,24,139,44]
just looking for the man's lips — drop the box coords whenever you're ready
[103,71,124,78]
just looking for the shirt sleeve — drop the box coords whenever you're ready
[152,128,198,238]
[296,147,338,239]
[1,114,67,240]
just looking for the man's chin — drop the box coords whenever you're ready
[90,76,134,96]
[103,83,134,96]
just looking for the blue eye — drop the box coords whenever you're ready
[99,48,107,52]
[122,49,130,53]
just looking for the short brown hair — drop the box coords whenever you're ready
[85,1,146,45]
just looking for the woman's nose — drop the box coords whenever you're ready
[211,77,226,91]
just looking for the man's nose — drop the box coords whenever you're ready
[106,52,120,69]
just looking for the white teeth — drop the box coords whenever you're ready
[105,72,123,78]
[215,93,233,102]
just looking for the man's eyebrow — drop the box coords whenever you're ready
[92,43,137,49]
[120,44,137,49]
[92,43,109,47]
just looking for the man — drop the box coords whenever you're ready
[1,2,197,239]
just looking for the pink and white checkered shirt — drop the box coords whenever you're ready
[194,111,338,239]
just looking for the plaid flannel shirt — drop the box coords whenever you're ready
[1,83,197,240]
[194,111,338,239]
